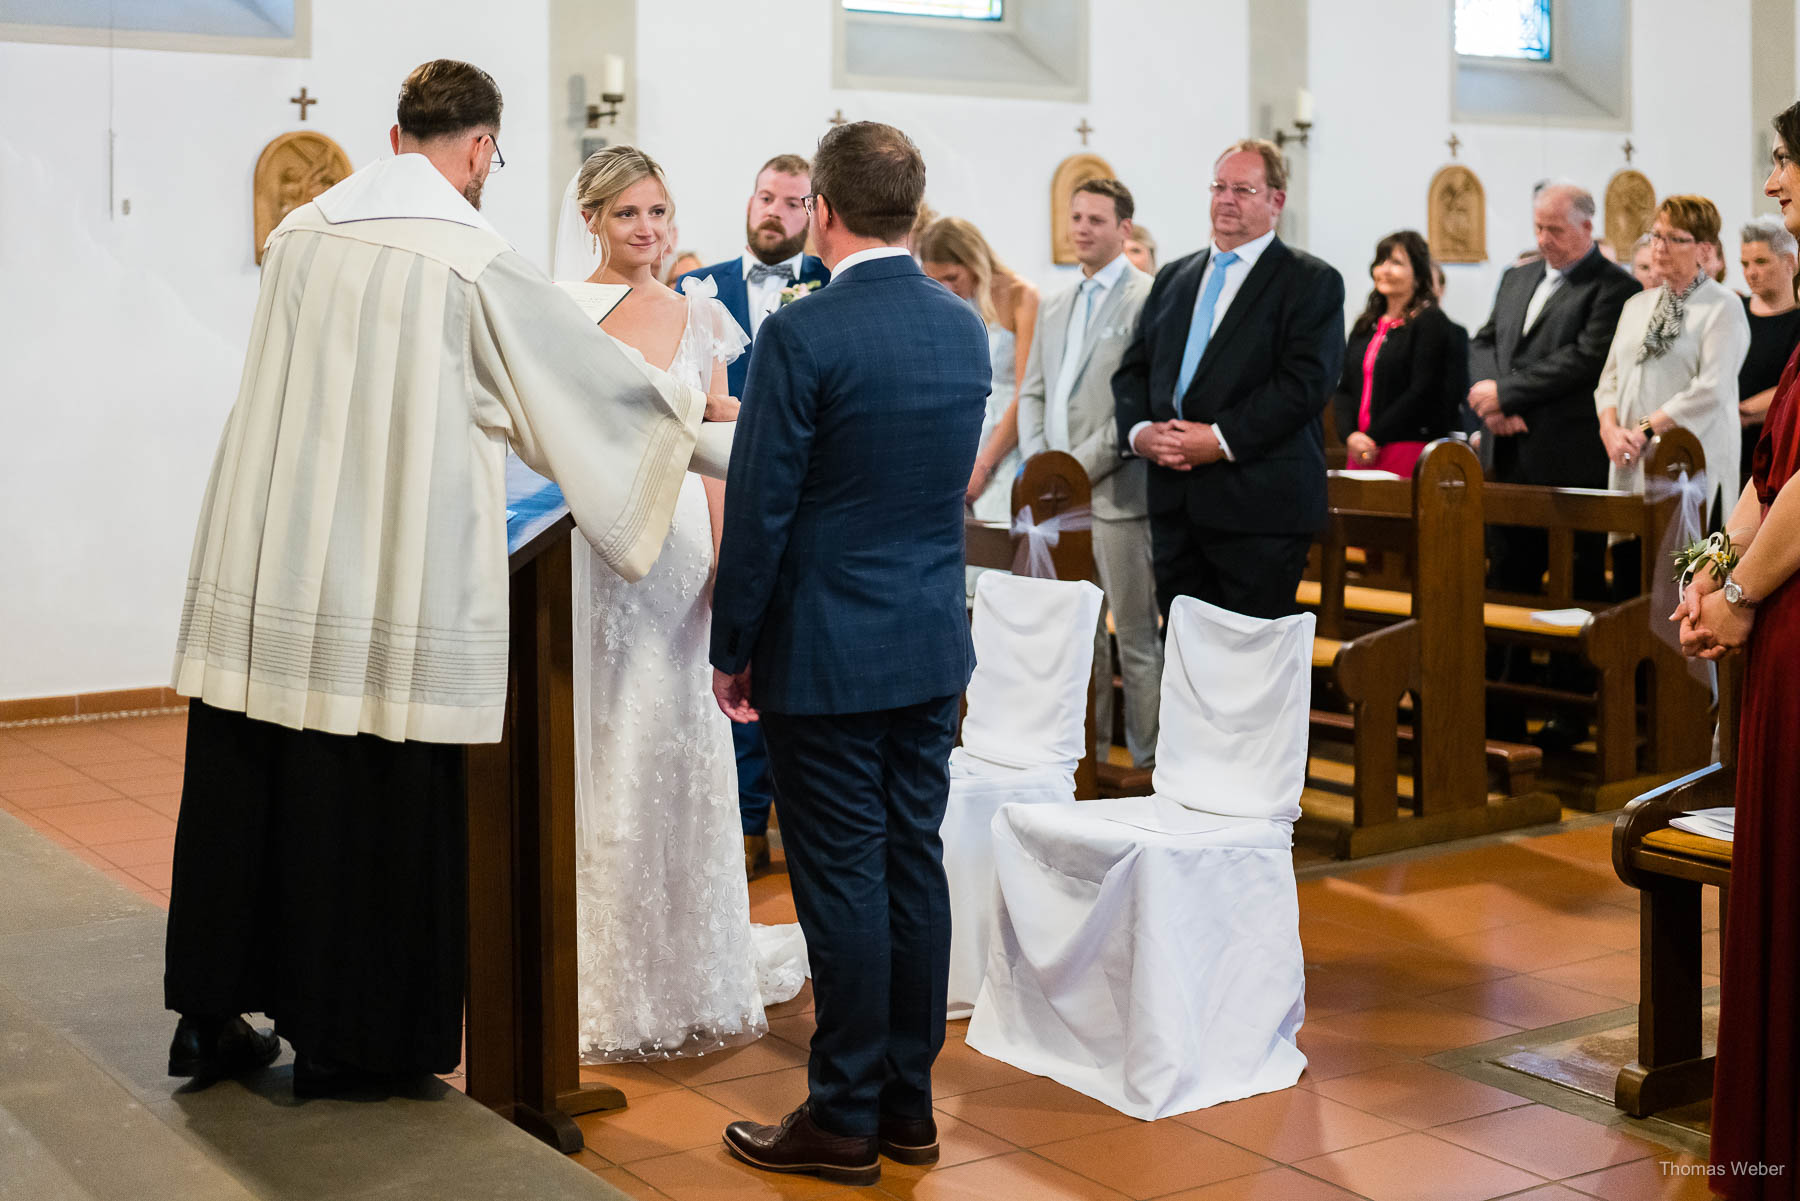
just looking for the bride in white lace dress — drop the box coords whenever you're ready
[557,147,804,1062]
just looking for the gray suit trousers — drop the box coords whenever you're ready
[1091,514,1162,767]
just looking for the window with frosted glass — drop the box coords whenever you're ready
[1454,0,1551,61]
[842,0,1003,20]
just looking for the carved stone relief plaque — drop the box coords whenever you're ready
[254,131,352,264]
[1605,169,1656,256]
[1051,153,1116,265]
[1428,164,1487,264]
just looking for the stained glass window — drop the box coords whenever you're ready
[1454,0,1551,61]
[843,0,1004,20]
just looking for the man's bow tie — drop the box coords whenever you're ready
[748,262,796,286]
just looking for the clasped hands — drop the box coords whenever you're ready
[1468,380,1528,438]
[1670,574,1754,661]
[704,393,740,422]
[1599,420,1647,470]
[1132,420,1225,470]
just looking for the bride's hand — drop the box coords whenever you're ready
[705,393,740,423]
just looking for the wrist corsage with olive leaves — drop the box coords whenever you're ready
[1673,531,1739,589]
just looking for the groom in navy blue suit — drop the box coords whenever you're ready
[678,153,830,877]
[711,123,988,1187]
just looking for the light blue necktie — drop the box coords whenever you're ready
[1174,250,1239,417]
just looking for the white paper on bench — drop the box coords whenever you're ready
[1334,468,1405,480]
[1670,807,1735,842]
[1529,607,1594,629]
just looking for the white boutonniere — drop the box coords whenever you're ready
[779,282,817,306]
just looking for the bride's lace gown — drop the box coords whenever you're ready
[562,277,788,1061]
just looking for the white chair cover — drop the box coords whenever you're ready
[966,797,1305,1119]
[942,574,1102,1017]
[1152,597,1315,822]
[956,574,1104,775]
[964,596,1315,1119]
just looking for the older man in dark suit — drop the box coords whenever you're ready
[1468,182,1637,745]
[1113,138,1345,620]
[709,121,988,1187]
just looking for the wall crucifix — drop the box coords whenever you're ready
[290,87,318,121]
[1075,118,1094,146]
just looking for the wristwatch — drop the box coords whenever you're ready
[1724,573,1760,609]
[1637,417,1655,438]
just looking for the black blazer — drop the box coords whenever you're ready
[1468,246,1638,487]
[1112,237,1346,534]
[1331,304,1465,446]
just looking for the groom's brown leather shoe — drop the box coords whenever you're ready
[744,834,771,880]
[723,1103,880,1186]
[878,1114,940,1165]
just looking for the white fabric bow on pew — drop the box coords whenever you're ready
[1647,467,1714,689]
[1010,503,1092,579]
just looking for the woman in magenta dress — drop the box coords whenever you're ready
[1330,229,1464,477]
[1677,103,1800,1198]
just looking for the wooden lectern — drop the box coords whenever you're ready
[464,465,624,1153]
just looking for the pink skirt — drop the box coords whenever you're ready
[1369,441,1427,477]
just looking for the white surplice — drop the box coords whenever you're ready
[172,154,730,745]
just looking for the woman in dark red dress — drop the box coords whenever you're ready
[1679,103,1800,1199]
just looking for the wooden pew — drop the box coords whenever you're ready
[1480,428,1710,808]
[1611,656,1740,1118]
[963,450,1100,800]
[1299,439,1560,858]
[1299,430,1711,811]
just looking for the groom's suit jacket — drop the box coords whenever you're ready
[710,253,990,715]
[678,253,831,398]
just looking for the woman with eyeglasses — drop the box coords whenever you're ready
[1329,230,1463,476]
[1594,194,1750,569]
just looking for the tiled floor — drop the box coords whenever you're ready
[0,713,1725,1201]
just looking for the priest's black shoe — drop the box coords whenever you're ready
[167,1014,282,1080]
[723,1103,880,1186]
[878,1114,940,1165]
[292,1052,398,1099]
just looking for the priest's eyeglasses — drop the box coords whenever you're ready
[1208,181,1259,199]
[802,193,818,214]
[483,134,506,171]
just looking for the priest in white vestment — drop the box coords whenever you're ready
[162,60,732,1096]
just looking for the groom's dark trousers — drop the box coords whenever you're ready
[710,251,989,1137]
[761,697,958,1128]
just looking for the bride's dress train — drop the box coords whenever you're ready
[564,276,805,1062]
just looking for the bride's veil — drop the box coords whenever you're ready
[552,168,603,283]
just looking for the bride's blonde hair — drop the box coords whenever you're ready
[576,145,674,272]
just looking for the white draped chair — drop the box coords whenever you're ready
[942,572,1103,1019]
[965,596,1314,1119]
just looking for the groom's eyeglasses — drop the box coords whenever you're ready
[802,193,818,215]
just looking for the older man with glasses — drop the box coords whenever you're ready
[1113,137,1345,621]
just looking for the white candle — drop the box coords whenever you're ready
[603,54,625,97]
[1295,87,1314,125]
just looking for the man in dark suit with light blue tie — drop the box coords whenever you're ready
[710,122,988,1187]
[1114,138,1346,620]
[678,153,830,878]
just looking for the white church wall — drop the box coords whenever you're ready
[1308,0,1755,333]
[631,0,1248,298]
[0,4,554,700]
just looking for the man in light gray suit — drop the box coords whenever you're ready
[1018,178,1161,767]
